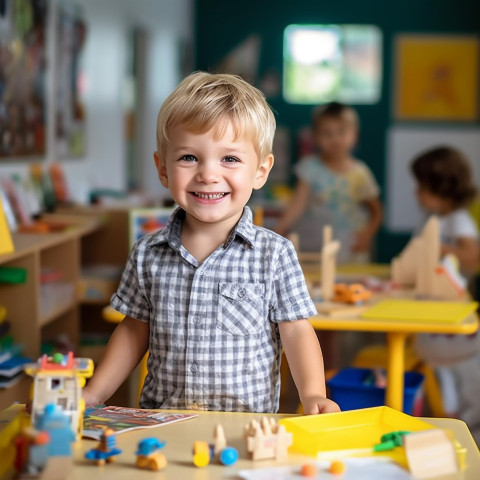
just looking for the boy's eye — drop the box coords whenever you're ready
[179,154,197,162]
[222,156,240,164]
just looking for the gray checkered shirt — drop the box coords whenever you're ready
[111,206,317,412]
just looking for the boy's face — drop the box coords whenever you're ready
[154,121,273,228]
[314,118,357,159]
[416,187,450,215]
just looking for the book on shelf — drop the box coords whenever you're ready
[0,355,31,377]
[83,405,197,440]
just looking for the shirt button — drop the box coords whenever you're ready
[198,268,204,276]
[190,363,198,373]
[192,315,200,324]
[238,287,246,298]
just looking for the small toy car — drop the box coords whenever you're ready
[136,438,167,471]
[333,283,372,304]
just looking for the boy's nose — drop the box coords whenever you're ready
[195,162,220,183]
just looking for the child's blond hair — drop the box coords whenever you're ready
[156,72,276,160]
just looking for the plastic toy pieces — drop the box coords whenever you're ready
[136,438,167,471]
[193,424,239,467]
[25,352,94,439]
[85,428,122,466]
[14,427,50,476]
[244,417,293,461]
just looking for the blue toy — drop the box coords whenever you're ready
[85,428,122,466]
[136,438,167,470]
[219,446,239,466]
[34,403,75,456]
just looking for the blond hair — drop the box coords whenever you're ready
[156,71,276,160]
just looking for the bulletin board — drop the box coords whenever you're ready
[386,126,480,232]
[0,0,48,159]
[394,35,479,121]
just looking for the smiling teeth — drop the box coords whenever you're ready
[194,193,226,199]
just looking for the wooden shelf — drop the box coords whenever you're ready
[0,213,102,410]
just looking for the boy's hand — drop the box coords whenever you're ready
[352,228,372,253]
[82,386,102,408]
[302,396,340,415]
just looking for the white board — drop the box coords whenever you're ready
[386,126,480,232]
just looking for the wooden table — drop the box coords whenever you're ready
[67,411,480,479]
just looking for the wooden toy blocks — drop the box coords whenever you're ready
[244,417,292,461]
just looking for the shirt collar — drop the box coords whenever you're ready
[145,206,256,250]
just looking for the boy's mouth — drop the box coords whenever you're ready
[191,192,229,200]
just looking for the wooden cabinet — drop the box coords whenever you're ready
[0,215,100,409]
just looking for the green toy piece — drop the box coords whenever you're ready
[373,431,411,452]
[0,267,27,284]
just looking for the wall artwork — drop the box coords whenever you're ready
[0,0,48,159]
[394,35,479,121]
[54,1,87,158]
[129,208,174,248]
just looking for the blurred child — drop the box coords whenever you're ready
[411,146,479,276]
[275,102,382,262]
[412,147,480,434]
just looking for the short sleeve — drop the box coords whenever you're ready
[294,156,316,184]
[269,240,317,323]
[110,241,151,322]
[451,211,479,239]
[354,162,380,201]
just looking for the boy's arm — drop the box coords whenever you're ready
[279,319,339,414]
[83,316,149,406]
[352,197,383,253]
[275,180,311,236]
[441,237,480,275]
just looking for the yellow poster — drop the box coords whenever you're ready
[0,196,14,255]
[395,35,479,121]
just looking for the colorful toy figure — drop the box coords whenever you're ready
[34,403,76,457]
[24,352,94,439]
[192,424,239,467]
[135,438,167,471]
[85,428,122,466]
[14,427,50,475]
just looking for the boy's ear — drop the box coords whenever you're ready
[154,151,169,188]
[253,154,274,190]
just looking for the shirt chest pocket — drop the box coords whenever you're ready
[217,283,265,336]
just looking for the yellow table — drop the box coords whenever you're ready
[67,411,479,479]
[300,261,479,411]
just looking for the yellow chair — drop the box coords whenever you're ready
[352,342,446,417]
[102,305,148,406]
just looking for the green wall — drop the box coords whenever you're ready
[195,0,480,261]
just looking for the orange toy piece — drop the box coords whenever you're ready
[329,460,346,475]
[300,463,318,477]
[333,283,372,304]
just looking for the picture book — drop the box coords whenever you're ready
[83,405,197,440]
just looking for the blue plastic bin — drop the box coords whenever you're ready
[327,368,424,415]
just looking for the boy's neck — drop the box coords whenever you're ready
[181,209,244,264]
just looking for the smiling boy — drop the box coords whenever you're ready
[83,72,339,414]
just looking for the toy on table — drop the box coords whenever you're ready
[329,460,346,475]
[332,283,372,305]
[14,427,50,476]
[391,216,466,300]
[193,440,211,467]
[244,417,292,461]
[85,427,122,466]
[300,462,318,477]
[192,424,239,467]
[321,226,341,301]
[404,429,459,479]
[24,352,94,439]
[135,437,167,471]
[373,431,411,452]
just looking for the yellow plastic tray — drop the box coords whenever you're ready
[360,300,478,324]
[279,406,434,466]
